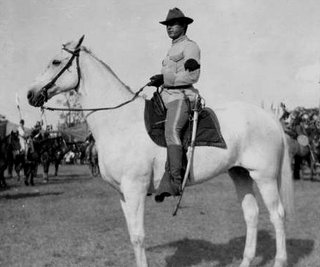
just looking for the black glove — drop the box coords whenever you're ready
[184,59,200,72]
[148,74,164,87]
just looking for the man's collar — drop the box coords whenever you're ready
[172,35,188,44]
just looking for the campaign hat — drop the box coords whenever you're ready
[159,8,193,25]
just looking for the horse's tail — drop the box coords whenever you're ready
[278,126,295,221]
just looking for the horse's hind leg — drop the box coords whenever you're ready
[120,176,148,267]
[15,164,20,181]
[229,167,259,267]
[24,167,30,186]
[253,172,287,267]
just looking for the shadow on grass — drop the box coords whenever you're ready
[148,230,314,267]
[0,191,63,200]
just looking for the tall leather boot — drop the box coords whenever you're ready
[167,145,183,194]
[155,145,183,202]
[155,154,174,202]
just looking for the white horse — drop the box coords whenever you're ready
[27,37,294,267]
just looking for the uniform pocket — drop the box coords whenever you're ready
[169,52,184,62]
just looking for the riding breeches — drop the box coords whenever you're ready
[165,99,190,146]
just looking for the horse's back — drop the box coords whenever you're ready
[213,101,282,142]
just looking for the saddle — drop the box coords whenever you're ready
[144,93,227,150]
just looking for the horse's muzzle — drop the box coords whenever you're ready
[27,89,46,107]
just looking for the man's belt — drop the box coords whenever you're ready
[163,84,192,90]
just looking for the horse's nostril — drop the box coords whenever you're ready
[27,91,34,100]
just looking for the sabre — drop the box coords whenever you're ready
[172,95,200,216]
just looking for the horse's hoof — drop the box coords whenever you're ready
[155,192,171,203]
[273,258,287,267]
[2,184,9,190]
[24,181,29,186]
[239,257,251,267]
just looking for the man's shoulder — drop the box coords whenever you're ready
[184,36,198,44]
[184,37,200,50]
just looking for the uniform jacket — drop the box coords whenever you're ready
[161,35,201,104]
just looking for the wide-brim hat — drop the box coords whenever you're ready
[159,8,193,25]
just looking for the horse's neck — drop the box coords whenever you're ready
[79,52,133,109]
[78,51,144,140]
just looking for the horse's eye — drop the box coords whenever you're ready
[52,60,61,66]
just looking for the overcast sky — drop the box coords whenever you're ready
[1,0,320,128]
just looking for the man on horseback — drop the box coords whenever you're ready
[148,8,201,202]
[31,121,42,138]
[17,119,27,154]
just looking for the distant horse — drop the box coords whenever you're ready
[295,130,320,181]
[77,142,88,164]
[86,142,99,176]
[7,142,25,181]
[24,135,40,186]
[279,107,320,180]
[27,37,294,267]
[39,135,68,182]
[0,131,20,188]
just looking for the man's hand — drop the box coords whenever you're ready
[148,74,164,87]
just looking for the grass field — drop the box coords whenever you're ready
[0,165,319,267]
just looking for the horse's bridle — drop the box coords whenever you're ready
[39,35,85,103]
[39,35,149,116]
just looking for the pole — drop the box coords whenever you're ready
[15,93,23,121]
[41,109,48,129]
[172,95,200,216]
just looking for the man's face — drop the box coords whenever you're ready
[166,21,185,40]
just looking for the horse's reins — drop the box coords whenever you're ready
[41,84,149,117]
[39,35,149,117]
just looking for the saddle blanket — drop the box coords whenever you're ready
[144,100,227,150]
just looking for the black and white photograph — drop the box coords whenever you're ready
[1,1,320,266]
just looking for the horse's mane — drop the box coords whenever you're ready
[81,46,133,94]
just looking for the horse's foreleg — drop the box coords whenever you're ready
[54,160,59,176]
[310,159,315,181]
[255,178,287,267]
[229,168,258,267]
[24,165,30,186]
[42,162,49,183]
[120,177,148,267]
[15,164,21,181]
[7,161,13,178]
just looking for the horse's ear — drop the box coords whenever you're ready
[76,35,85,49]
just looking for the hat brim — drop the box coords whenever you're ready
[159,17,193,25]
